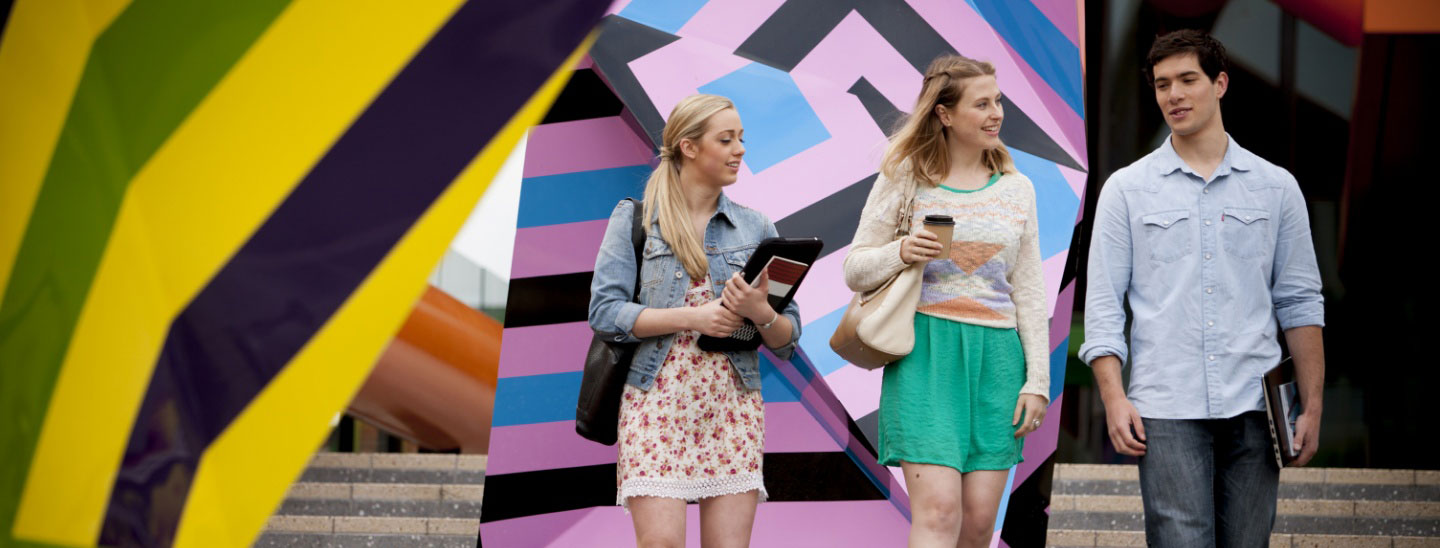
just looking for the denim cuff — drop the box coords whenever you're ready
[1276,302,1325,330]
[1079,339,1128,367]
[765,311,801,360]
[608,302,646,343]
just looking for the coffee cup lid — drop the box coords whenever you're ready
[923,214,955,224]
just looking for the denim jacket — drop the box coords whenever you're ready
[587,194,802,391]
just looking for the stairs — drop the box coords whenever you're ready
[1047,464,1440,547]
[255,452,484,547]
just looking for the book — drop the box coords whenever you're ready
[697,237,822,352]
[1261,358,1302,468]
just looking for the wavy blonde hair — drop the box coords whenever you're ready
[882,54,1016,186]
[642,94,735,280]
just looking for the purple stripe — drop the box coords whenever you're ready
[498,322,594,378]
[486,421,616,475]
[523,116,655,178]
[481,501,911,546]
[484,402,840,475]
[1050,280,1076,351]
[100,2,610,542]
[509,219,608,279]
[1014,392,1062,488]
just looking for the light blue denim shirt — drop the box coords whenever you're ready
[588,194,801,391]
[1079,135,1325,419]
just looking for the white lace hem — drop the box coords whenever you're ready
[617,473,768,511]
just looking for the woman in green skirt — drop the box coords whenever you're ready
[842,54,1051,547]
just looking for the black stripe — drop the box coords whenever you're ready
[855,409,881,452]
[99,1,609,544]
[504,271,593,328]
[732,0,851,72]
[589,14,681,147]
[0,0,13,45]
[481,451,887,523]
[775,174,875,259]
[849,77,906,135]
[1060,221,1084,292]
[1000,455,1054,548]
[540,68,625,124]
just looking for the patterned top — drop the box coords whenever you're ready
[843,169,1050,400]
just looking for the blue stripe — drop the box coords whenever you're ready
[516,165,651,228]
[1010,148,1080,259]
[1048,335,1069,403]
[994,466,1019,531]
[696,63,830,173]
[972,0,1083,116]
[618,0,707,34]
[800,305,849,376]
[759,353,801,402]
[492,372,583,427]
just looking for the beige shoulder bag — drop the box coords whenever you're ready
[829,178,924,370]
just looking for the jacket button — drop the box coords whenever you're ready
[675,271,682,278]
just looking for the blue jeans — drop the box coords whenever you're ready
[1137,411,1278,547]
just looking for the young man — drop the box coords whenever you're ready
[1080,30,1326,546]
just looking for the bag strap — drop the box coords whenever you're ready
[862,179,919,303]
[628,198,645,302]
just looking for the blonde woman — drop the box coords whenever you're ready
[843,55,1050,547]
[588,94,801,547]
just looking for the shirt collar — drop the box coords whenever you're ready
[1153,132,1254,179]
[712,192,739,227]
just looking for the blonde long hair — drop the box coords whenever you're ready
[642,94,735,280]
[882,55,1016,186]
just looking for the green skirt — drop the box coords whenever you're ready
[877,313,1025,472]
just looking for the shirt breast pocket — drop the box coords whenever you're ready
[641,238,675,303]
[1221,207,1271,259]
[1139,209,1192,263]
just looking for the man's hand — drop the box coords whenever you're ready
[1291,410,1321,467]
[1103,396,1147,456]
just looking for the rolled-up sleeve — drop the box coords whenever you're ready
[1270,178,1325,329]
[764,220,803,359]
[1078,177,1134,366]
[588,200,646,343]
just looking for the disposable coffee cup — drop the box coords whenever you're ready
[923,214,955,260]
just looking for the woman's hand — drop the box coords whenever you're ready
[722,270,773,323]
[690,298,744,338]
[1013,393,1049,438]
[900,229,944,264]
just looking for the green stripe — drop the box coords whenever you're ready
[0,0,292,542]
[939,172,1003,194]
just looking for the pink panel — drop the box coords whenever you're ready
[498,322,595,377]
[509,219,609,279]
[523,116,654,178]
[1014,392,1063,487]
[1031,0,1081,46]
[822,364,884,420]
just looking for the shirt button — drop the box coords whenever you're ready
[1205,253,1212,260]
[1207,320,1214,327]
[1203,188,1209,194]
[1208,355,1216,361]
[1204,219,1213,226]
[1206,287,1214,294]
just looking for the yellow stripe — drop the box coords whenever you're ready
[0,0,130,309]
[10,0,466,543]
[174,34,595,548]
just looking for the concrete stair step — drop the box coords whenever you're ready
[298,453,487,485]
[1045,530,1440,547]
[1048,465,1440,545]
[254,533,476,548]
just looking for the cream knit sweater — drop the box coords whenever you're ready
[842,169,1051,400]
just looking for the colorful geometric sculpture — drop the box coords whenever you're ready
[483,0,1086,546]
[0,1,606,545]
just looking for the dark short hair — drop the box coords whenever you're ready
[1145,29,1228,86]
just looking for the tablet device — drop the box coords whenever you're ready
[698,237,823,352]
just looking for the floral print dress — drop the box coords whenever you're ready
[616,275,767,509]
